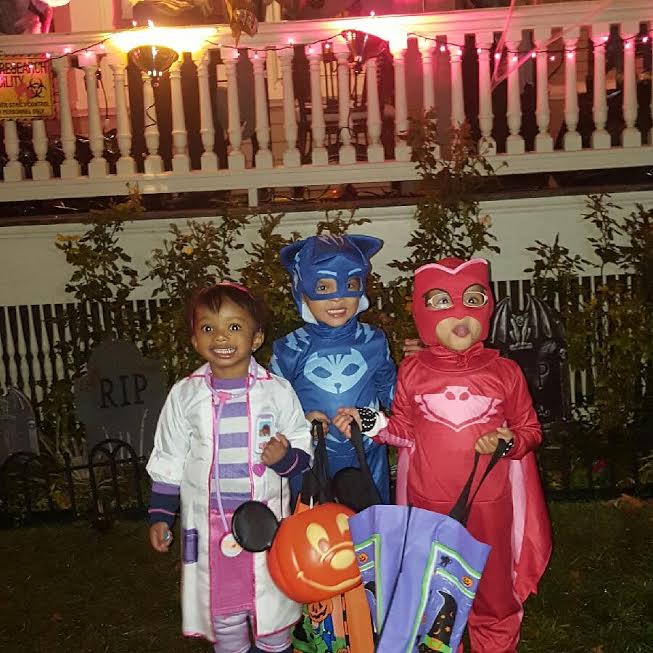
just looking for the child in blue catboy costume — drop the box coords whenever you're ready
[270,234,396,503]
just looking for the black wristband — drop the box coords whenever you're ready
[356,407,378,433]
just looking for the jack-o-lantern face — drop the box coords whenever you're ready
[267,503,361,603]
[308,599,333,624]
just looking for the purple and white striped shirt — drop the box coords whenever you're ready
[210,377,252,514]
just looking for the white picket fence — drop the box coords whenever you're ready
[0,273,631,410]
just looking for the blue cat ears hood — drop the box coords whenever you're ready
[280,234,383,324]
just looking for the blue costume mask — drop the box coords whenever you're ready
[281,234,383,325]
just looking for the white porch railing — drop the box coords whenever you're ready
[0,0,651,206]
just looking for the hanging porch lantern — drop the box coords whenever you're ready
[112,23,216,85]
[128,43,179,84]
[342,29,387,75]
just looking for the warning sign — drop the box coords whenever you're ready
[0,56,55,120]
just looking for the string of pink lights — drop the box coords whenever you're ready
[409,28,653,64]
[42,25,653,64]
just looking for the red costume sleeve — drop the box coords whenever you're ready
[384,362,415,445]
[372,360,417,504]
[498,358,542,459]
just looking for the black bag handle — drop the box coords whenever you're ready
[448,439,509,526]
[299,420,333,506]
[313,420,332,504]
[349,421,382,505]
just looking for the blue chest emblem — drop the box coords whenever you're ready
[303,349,368,395]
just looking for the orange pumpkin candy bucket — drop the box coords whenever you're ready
[232,499,361,604]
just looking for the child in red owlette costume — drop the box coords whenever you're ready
[335,257,552,652]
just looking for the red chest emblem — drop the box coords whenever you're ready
[415,385,502,432]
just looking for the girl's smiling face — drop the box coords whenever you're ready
[191,297,264,378]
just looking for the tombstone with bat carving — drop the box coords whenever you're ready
[488,294,569,424]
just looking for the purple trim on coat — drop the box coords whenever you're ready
[182,528,199,564]
[151,481,180,495]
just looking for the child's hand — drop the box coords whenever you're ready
[403,338,425,358]
[150,522,173,553]
[333,408,361,439]
[306,411,330,431]
[261,433,289,466]
[475,427,514,455]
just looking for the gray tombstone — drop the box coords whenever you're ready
[0,387,40,465]
[74,340,167,458]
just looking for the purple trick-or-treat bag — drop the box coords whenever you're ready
[350,505,490,653]
[349,444,508,653]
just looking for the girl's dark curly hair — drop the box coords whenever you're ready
[187,282,267,335]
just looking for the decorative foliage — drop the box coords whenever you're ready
[55,189,142,307]
[525,195,653,485]
[394,116,500,273]
[48,190,145,457]
[145,205,249,383]
[239,212,301,365]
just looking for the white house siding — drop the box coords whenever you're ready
[0,190,651,307]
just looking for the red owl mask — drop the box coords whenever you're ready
[412,257,495,347]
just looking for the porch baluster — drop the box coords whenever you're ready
[534,28,553,152]
[193,49,218,171]
[52,55,80,179]
[169,59,191,173]
[563,31,582,151]
[506,36,525,154]
[334,44,355,165]
[279,47,300,167]
[391,40,411,162]
[621,23,640,147]
[142,74,163,174]
[249,50,273,168]
[225,50,245,169]
[450,40,465,129]
[420,39,436,114]
[365,56,384,163]
[307,46,328,166]
[32,120,52,181]
[417,38,439,159]
[1,308,19,389]
[3,120,23,182]
[82,53,109,177]
[591,28,610,149]
[109,54,136,176]
[477,34,496,155]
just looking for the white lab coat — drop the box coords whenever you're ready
[146,360,312,640]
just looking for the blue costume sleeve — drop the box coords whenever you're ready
[270,335,301,384]
[373,331,397,410]
[269,344,287,379]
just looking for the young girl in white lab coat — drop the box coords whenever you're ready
[147,282,312,653]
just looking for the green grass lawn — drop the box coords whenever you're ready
[1,501,652,653]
